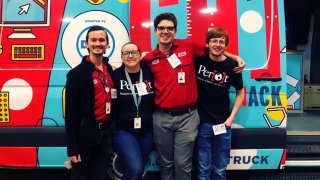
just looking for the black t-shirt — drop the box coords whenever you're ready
[195,55,243,124]
[114,64,155,135]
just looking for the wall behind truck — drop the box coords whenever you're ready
[0,0,287,171]
[285,0,320,84]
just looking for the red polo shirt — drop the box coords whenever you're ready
[86,57,113,122]
[143,39,205,109]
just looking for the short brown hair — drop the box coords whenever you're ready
[154,12,177,30]
[206,28,229,46]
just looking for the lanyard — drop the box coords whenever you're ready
[125,68,142,117]
[95,70,110,103]
[96,71,108,89]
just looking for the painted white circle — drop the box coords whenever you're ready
[240,10,263,33]
[62,11,129,68]
[1,78,33,110]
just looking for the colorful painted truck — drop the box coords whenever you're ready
[0,0,287,179]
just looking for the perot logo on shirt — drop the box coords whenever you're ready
[120,80,153,92]
[178,51,186,57]
[93,79,98,84]
[197,65,229,85]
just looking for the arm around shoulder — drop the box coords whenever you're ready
[224,51,246,73]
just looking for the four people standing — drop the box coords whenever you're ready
[65,13,245,179]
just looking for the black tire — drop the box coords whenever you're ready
[107,153,149,180]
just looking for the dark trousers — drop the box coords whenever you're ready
[70,129,113,180]
[113,129,153,180]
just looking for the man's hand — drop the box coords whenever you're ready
[70,154,81,163]
[141,51,149,59]
[234,56,246,73]
[224,117,233,127]
[223,51,246,73]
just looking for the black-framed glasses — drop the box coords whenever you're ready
[156,26,175,32]
[121,50,140,57]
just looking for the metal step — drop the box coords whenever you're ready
[226,168,320,180]
[287,135,320,155]
[287,144,320,154]
[286,135,320,167]
[287,135,320,144]
[261,168,320,180]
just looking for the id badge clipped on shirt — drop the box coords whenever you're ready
[212,123,226,135]
[134,117,141,129]
[178,72,185,84]
[111,88,117,99]
[106,102,111,114]
[167,53,181,69]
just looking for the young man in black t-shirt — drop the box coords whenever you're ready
[194,28,245,180]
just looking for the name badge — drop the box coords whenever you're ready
[135,82,148,96]
[134,117,141,129]
[178,51,186,57]
[111,88,117,99]
[167,53,181,69]
[106,102,111,114]
[212,123,226,135]
[178,72,185,84]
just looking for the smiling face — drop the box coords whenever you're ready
[85,29,109,57]
[205,28,229,60]
[206,37,227,58]
[154,20,176,48]
[121,43,141,71]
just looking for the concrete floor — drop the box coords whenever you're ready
[287,110,320,135]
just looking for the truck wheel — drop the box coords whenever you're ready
[107,153,149,180]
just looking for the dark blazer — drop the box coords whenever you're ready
[65,56,116,157]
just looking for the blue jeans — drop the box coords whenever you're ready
[196,123,232,180]
[113,129,153,180]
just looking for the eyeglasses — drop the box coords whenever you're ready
[156,26,175,32]
[209,39,226,45]
[121,50,140,57]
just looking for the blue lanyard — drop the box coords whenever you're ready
[125,68,142,117]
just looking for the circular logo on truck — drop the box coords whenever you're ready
[62,11,129,68]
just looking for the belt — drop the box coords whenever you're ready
[161,106,196,116]
[97,121,110,130]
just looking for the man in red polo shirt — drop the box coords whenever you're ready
[65,26,115,180]
[143,13,245,180]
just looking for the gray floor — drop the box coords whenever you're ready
[287,110,320,135]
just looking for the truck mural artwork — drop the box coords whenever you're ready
[0,0,287,178]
